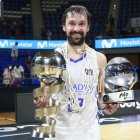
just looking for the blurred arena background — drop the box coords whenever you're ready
[0,0,140,140]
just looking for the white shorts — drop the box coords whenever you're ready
[50,118,101,140]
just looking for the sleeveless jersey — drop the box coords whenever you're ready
[54,43,100,140]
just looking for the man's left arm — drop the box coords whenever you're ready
[96,52,119,115]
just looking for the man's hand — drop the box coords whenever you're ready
[98,98,119,115]
[33,80,49,108]
[104,104,119,115]
[34,96,49,108]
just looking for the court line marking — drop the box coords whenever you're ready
[0,132,31,138]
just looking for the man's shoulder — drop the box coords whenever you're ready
[55,47,61,53]
[95,51,107,68]
[87,46,106,59]
[96,51,106,59]
[55,42,67,54]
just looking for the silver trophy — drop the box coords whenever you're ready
[31,51,66,138]
[103,57,140,103]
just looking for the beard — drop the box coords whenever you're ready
[67,31,86,46]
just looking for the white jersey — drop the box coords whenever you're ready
[13,66,24,78]
[54,43,100,140]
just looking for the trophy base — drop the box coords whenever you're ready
[32,125,55,138]
[103,90,140,103]
[32,129,55,138]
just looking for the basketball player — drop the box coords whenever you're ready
[34,5,119,140]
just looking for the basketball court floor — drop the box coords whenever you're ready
[0,112,140,140]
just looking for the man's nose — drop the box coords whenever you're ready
[73,25,81,32]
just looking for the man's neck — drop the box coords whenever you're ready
[67,43,87,59]
[67,43,86,53]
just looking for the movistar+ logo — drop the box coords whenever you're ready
[37,41,47,48]
[102,39,117,48]
[0,40,8,48]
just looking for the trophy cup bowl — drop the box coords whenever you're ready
[31,50,66,138]
[103,57,140,103]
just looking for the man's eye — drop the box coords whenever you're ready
[79,23,85,26]
[69,23,75,26]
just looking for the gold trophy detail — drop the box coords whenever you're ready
[31,51,66,138]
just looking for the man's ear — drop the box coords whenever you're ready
[62,25,66,32]
[87,26,90,32]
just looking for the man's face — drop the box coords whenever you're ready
[63,12,89,46]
